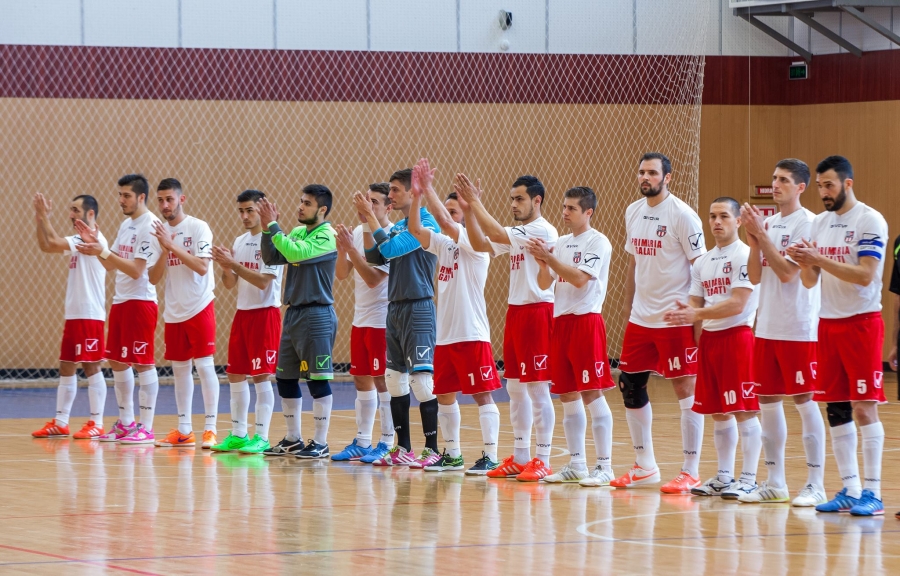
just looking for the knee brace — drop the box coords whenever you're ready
[826,402,853,427]
[385,369,410,397]
[306,380,332,399]
[618,371,650,409]
[410,372,436,403]
[276,378,301,399]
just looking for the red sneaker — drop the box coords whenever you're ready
[516,458,552,482]
[486,454,526,479]
[72,421,105,440]
[32,421,70,438]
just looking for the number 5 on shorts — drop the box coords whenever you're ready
[857,379,867,394]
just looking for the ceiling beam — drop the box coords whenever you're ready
[739,13,814,61]
[789,10,863,56]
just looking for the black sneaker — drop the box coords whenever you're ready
[465,451,499,476]
[295,439,330,459]
[263,436,305,456]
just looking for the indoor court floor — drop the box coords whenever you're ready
[2,376,899,575]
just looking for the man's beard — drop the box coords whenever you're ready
[640,182,663,197]
[513,205,534,222]
[823,184,847,212]
[298,214,318,225]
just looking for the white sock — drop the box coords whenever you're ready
[281,397,302,442]
[137,369,159,431]
[478,403,500,461]
[860,422,884,500]
[714,418,738,483]
[679,396,703,477]
[355,390,377,448]
[527,382,554,466]
[195,356,220,432]
[438,402,462,457]
[625,404,657,470]
[312,394,333,445]
[172,359,194,434]
[830,421,862,498]
[113,369,135,425]
[562,399,588,470]
[253,381,275,441]
[378,391,395,446]
[55,374,78,426]
[87,372,107,429]
[795,400,826,488]
[760,401,787,488]
[507,379,533,464]
[737,416,762,484]
[230,380,250,437]
[587,395,613,471]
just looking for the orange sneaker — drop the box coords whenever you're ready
[486,454,527,479]
[660,470,701,494]
[32,420,70,438]
[516,458,552,482]
[72,421,105,440]
[610,463,661,488]
[155,428,196,447]
[201,430,217,449]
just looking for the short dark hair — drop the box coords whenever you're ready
[564,186,597,213]
[816,155,853,181]
[369,182,390,197]
[237,189,265,203]
[74,194,99,217]
[389,169,412,191]
[118,174,149,200]
[446,192,459,201]
[302,184,333,217]
[775,158,810,186]
[711,196,741,217]
[157,178,182,193]
[511,175,545,200]
[639,152,672,177]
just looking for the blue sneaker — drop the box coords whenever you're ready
[849,489,884,516]
[331,439,372,461]
[359,441,390,464]
[815,488,860,513]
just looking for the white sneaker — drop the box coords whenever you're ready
[579,466,615,487]
[541,463,589,483]
[691,476,735,497]
[722,479,758,500]
[738,481,789,503]
[792,483,827,507]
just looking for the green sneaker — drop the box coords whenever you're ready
[210,432,251,452]
[425,449,465,472]
[237,434,271,454]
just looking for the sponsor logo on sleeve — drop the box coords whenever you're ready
[739,265,749,281]
[140,241,151,254]
[689,232,703,251]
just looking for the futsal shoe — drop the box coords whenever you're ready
[156,429,196,447]
[579,465,616,487]
[541,464,588,483]
[373,446,415,466]
[792,484,827,507]
[849,490,884,516]
[610,464,661,488]
[486,455,526,479]
[201,430,218,449]
[32,421,70,438]
[263,437,305,456]
[517,458,552,482]
[815,488,860,513]
[691,477,735,497]
[295,440,330,459]
[409,448,441,469]
[424,450,465,472]
[237,434,271,454]
[98,420,134,442]
[360,442,391,464]
[465,452,500,476]
[331,439,372,461]
[722,479,758,500]
[660,470,701,494]
[118,423,155,445]
[72,421,104,439]
[210,432,250,452]
[738,481,789,503]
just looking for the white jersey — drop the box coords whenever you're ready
[755,208,820,341]
[490,217,558,305]
[550,228,612,317]
[112,211,161,304]
[689,239,758,331]
[63,230,108,321]
[809,202,888,319]
[232,231,283,310]
[162,215,215,323]
[428,224,492,345]
[352,224,390,328]
[625,194,706,328]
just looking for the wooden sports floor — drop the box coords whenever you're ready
[2,376,899,575]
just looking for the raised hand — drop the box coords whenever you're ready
[73,219,100,244]
[785,238,819,267]
[410,164,425,200]
[34,193,52,221]
[257,197,278,228]
[75,241,103,256]
[353,190,375,219]
[454,173,479,204]
[418,157,436,191]
[333,223,354,252]
[525,237,551,262]
[740,203,766,237]
[211,245,236,269]
[151,220,175,252]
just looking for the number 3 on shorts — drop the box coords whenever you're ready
[121,346,127,358]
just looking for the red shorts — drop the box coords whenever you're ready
[754,338,818,397]
[226,307,281,376]
[816,312,886,403]
[105,300,158,365]
[693,326,759,415]
[434,341,502,395]
[164,301,216,362]
[502,302,554,383]
[349,326,387,377]
[619,322,698,378]
[59,319,105,364]
[550,313,616,395]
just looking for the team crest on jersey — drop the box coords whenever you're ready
[453,247,460,261]
[722,261,732,274]
[845,231,855,243]
[183,236,192,248]
[781,235,790,248]
[130,234,136,244]
[254,250,261,260]
[573,252,582,264]
[656,225,667,238]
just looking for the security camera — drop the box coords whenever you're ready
[498,10,512,30]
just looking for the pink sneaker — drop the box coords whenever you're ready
[409,448,441,469]
[119,423,155,445]
[98,419,134,443]
[373,446,415,467]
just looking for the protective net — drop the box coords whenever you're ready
[0,16,708,380]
